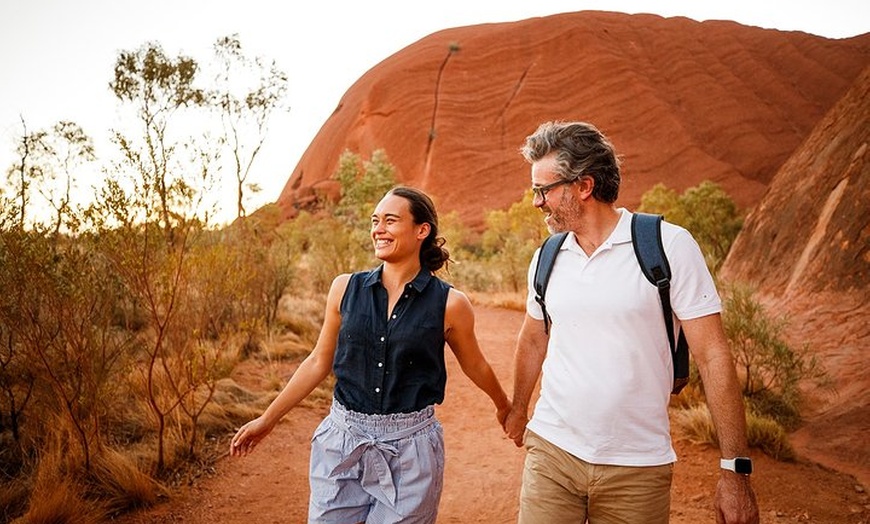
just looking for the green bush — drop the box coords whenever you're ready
[477,190,548,293]
[638,181,742,272]
[722,283,828,430]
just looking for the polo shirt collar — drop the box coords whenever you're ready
[561,207,633,254]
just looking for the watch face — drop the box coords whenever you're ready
[734,457,753,474]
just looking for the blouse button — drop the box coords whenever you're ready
[391,314,397,319]
[380,336,385,342]
[378,362,383,367]
[375,387,381,393]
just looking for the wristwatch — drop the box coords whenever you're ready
[720,457,753,475]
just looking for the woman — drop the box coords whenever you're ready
[230,186,510,523]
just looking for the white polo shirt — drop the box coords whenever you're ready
[526,208,721,466]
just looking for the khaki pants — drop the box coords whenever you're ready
[519,430,673,524]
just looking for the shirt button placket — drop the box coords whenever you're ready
[376,334,386,399]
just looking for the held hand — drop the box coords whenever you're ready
[229,416,275,457]
[715,472,759,524]
[504,407,528,447]
[496,401,512,430]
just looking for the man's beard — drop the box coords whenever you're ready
[544,194,582,234]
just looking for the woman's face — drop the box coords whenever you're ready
[370,194,430,263]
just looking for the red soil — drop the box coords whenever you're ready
[117,305,869,524]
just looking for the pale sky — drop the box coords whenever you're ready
[1,0,867,224]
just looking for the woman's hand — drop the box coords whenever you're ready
[230,416,276,457]
[504,406,528,447]
[496,401,512,430]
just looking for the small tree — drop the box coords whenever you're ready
[210,34,289,219]
[638,181,742,273]
[722,284,828,428]
[109,41,209,238]
[480,191,549,292]
[679,182,743,271]
[278,149,399,294]
[5,117,50,229]
[638,183,683,223]
[334,149,397,225]
[30,121,96,236]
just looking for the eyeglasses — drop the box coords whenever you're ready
[531,178,575,204]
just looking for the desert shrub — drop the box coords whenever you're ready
[671,405,718,447]
[467,291,527,312]
[332,149,396,263]
[85,448,161,516]
[280,149,400,294]
[637,183,682,221]
[475,191,548,293]
[671,405,796,461]
[446,252,501,292]
[333,149,397,227]
[291,212,372,293]
[746,412,795,461]
[0,475,30,523]
[437,211,487,290]
[672,284,826,459]
[438,210,475,254]
[17,482,106,524]
[638,181,742,273]
[722,283,828,430]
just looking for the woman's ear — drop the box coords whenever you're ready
[417,222,431,240]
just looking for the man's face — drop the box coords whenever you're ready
[530,153,581,234]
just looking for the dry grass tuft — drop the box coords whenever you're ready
[672,404,719,447]
[198,378,272,437]
[17,479,106,524]
[746,411,796,461]
[0,476,31,523]
[262,332,312,361]
[86,448,162,516]
[21,446,105,524]
[672,404,796,462]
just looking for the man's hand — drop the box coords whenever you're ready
[504,407,529,447]
[715,472,759,524]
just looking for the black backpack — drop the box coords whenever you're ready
[532,212,690,394]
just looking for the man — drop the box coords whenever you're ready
[504,121,759,524]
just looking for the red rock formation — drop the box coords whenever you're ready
[720,67,869,296]
[275,11,869,229]
[720,65,869,485]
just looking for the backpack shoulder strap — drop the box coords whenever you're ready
[533,231,569,335]
[631,212,690,394]
[631,213,670,286]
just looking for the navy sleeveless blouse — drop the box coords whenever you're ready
[333,266,451,414]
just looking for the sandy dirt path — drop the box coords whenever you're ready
[118,305,868,524]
